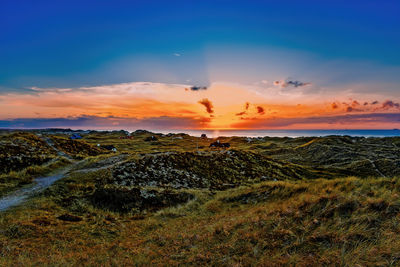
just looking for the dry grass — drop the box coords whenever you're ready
[1,176,400,266]
[0,157,72,197]
[1,131,399,266]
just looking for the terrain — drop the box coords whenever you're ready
[0,129,399,266]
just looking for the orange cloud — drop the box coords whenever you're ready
[230,113,400,129]
[256,106,265,115]
[198,98,214,114]
[0,82,399,129]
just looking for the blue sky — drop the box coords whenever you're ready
[0,0,399,129]
[1,0,400,89]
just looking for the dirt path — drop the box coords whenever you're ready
[0,136,76,212]
[0,167,71,212]
[71,154,129,174]
[0,154,127,212]
[41,136,73,160]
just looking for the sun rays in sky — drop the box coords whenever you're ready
[1,1,400,129]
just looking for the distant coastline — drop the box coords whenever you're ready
[158,129,400,138]
[1,128,399,138]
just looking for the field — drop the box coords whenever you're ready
[0,129,399,266]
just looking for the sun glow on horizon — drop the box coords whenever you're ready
[0,81,399,130]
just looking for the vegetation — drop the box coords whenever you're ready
[0,157,71,197]
[50,135,108,159]
[2,176,400,265]
[0,132,57,174]
[0,129,399,266]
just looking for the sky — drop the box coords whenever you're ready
[0,0,399,130]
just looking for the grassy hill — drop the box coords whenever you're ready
[0,130,399,266]
[0,132,108,197]
[1,176,400,266]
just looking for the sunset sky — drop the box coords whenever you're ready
[1,1,399,129]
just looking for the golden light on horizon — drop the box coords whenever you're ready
[0,82,399,130]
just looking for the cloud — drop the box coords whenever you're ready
[188,86,208,91]
[1,81,399,130]
[235,102,251,116]
[257,106,265,115]
[273,81,280,86]
[235,111,246,116]
[273,79,311,88]
[382,100,400,109]
[173,53,181,57]
[231,112,400,129]
[0,86,39,94]
[198,98,214,114]
[234,102,265,117]
[0,82,204,119]
[335,99,400,113]
[0,115,210,130]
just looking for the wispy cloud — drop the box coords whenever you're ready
[273,79,311,88]
[235,102,251,116]
[235,111,246,116]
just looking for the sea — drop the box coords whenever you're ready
[155,129,400,138]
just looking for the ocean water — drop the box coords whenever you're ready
[156,129,400,138]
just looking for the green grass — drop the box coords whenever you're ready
[0,131,399,266]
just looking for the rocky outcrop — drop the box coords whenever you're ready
[89,150,328,213]
[108,150,328,190]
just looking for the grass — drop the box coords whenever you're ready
[0,130,399,266]
[0,157,72,198]
[0,131,110,197]
[1,175,400,266]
